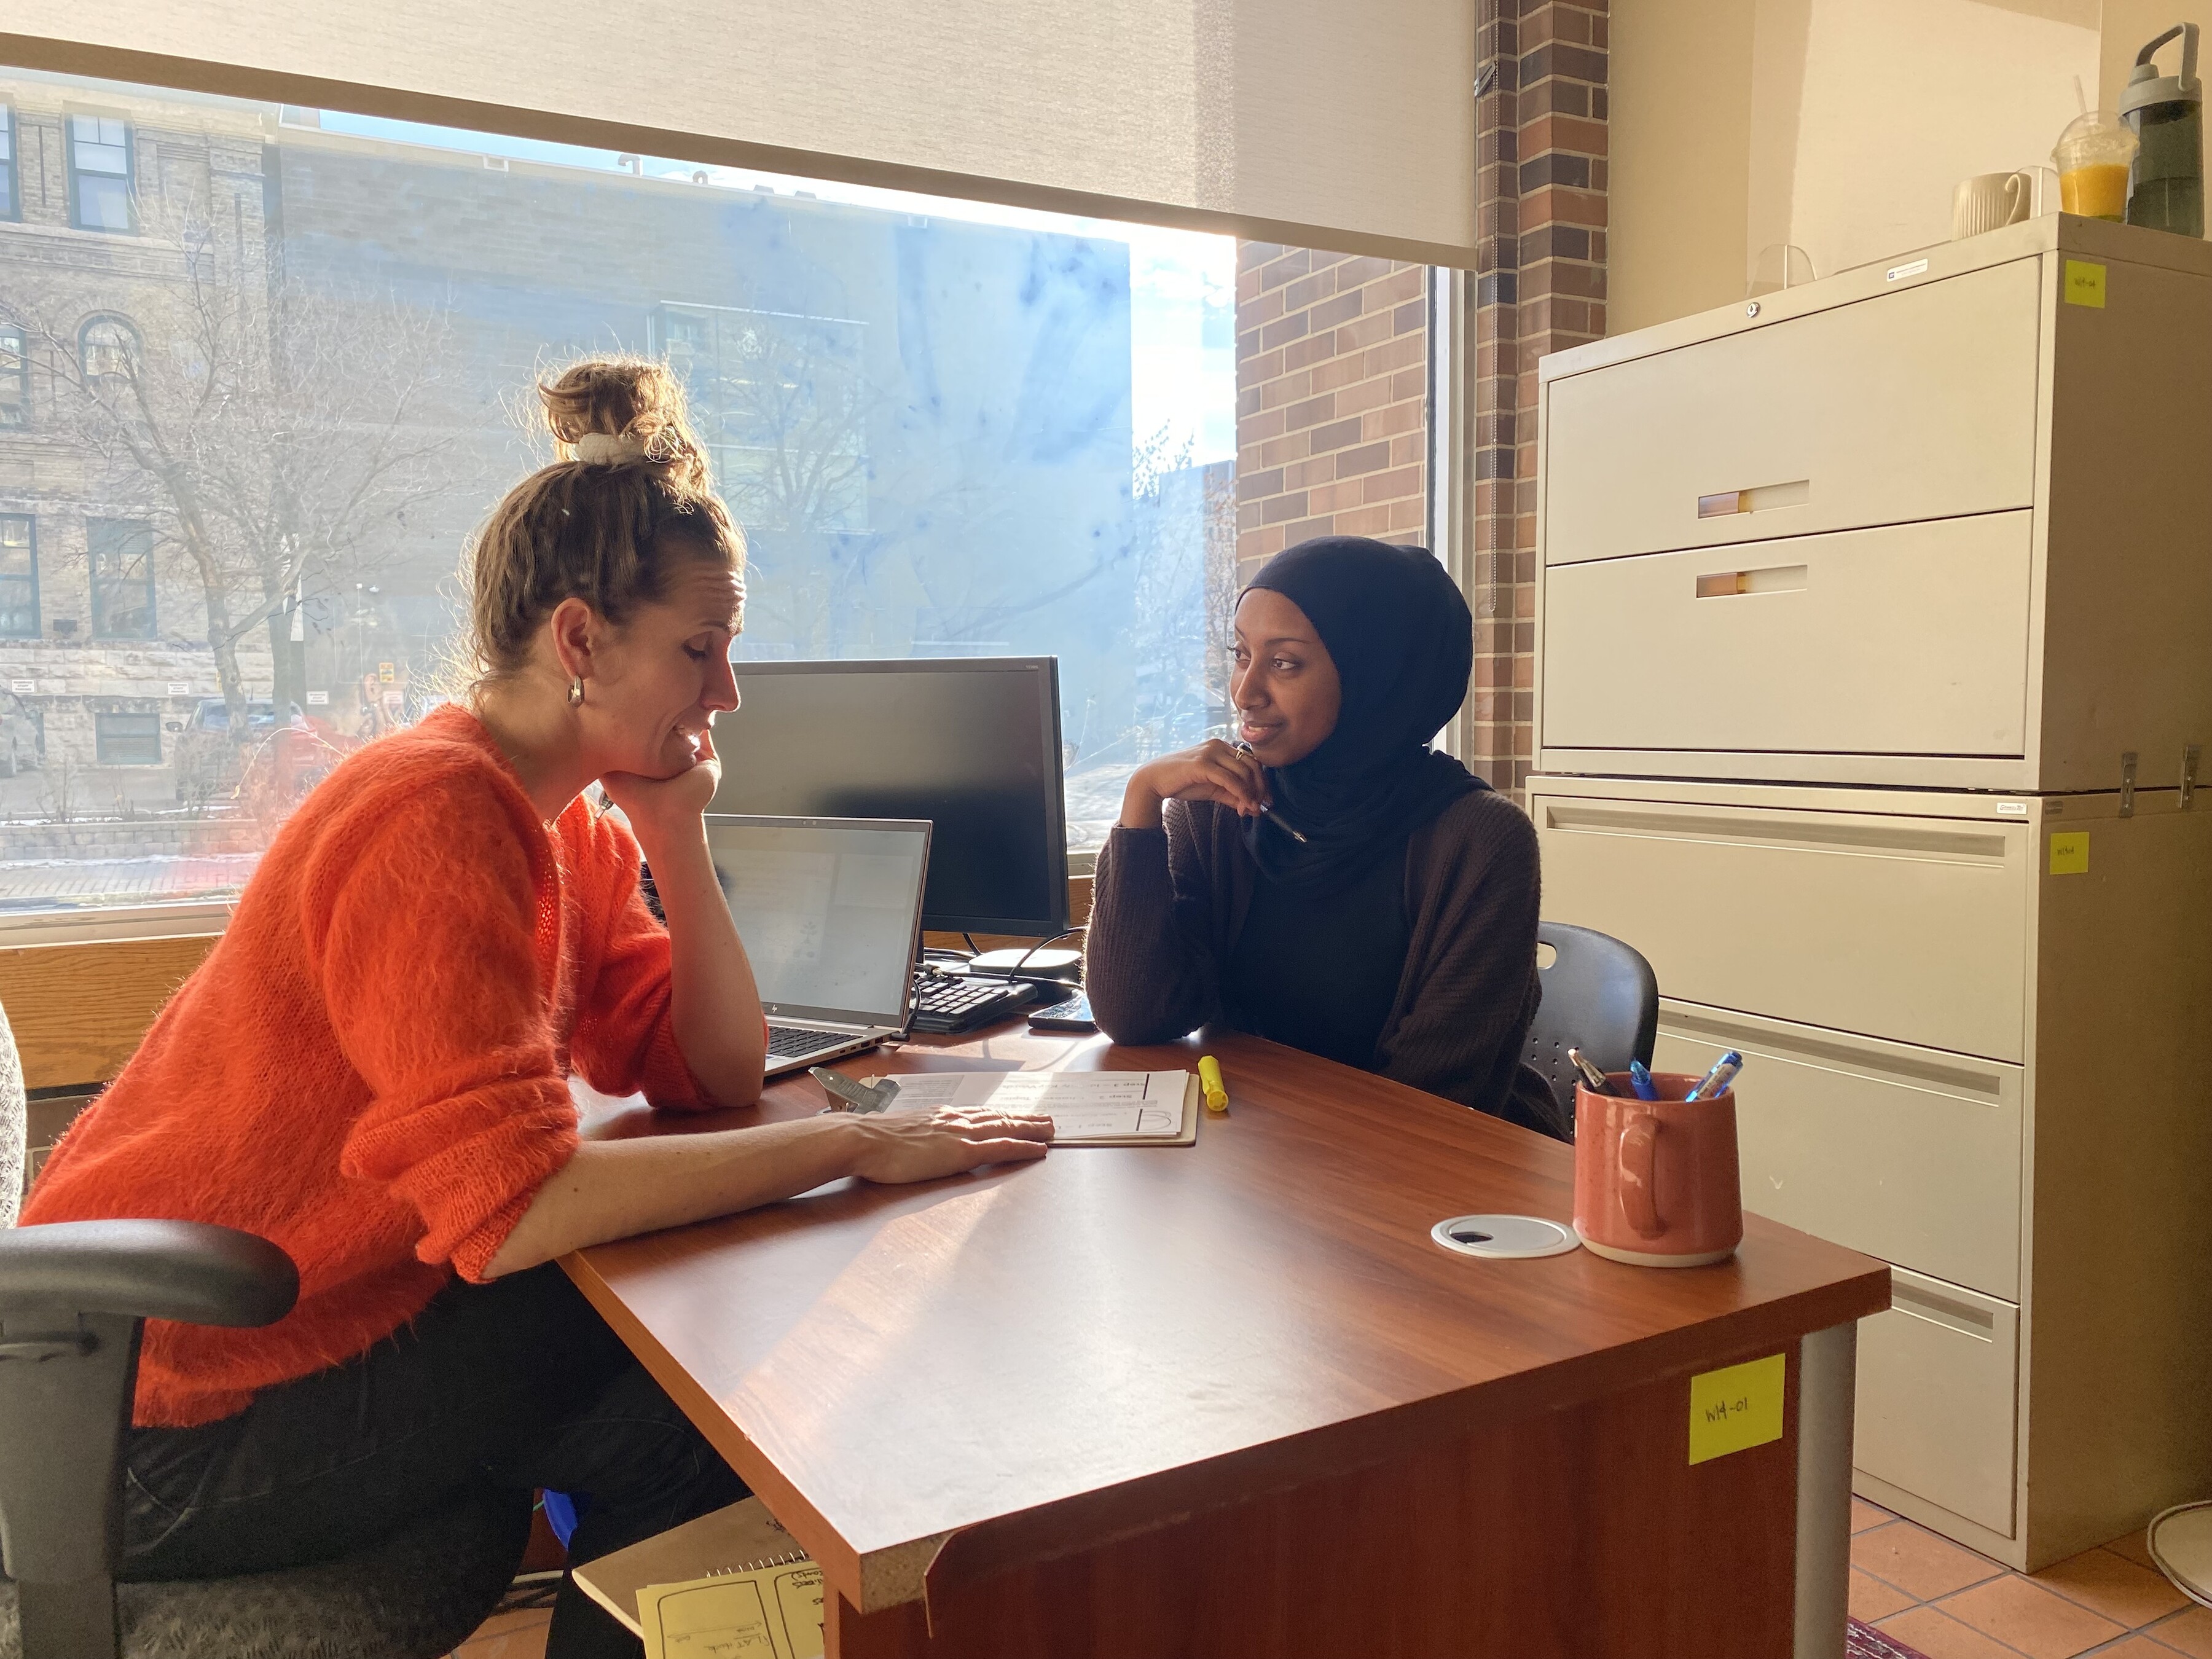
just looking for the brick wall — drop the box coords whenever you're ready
[1232,249,1428,586]
[1470,0,1609,794]
[1231,3,1607,796]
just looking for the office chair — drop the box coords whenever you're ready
[0,1006,532,1658]
[1523,922,1660,1130]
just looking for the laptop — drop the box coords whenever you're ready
[705,814,933,1077]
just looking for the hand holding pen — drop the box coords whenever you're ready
[1230,740,1308,844]
[1116,738,1305,841]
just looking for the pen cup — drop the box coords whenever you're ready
[1572,1075,1743,1268]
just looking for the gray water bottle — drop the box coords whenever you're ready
[2121,22,2204,237]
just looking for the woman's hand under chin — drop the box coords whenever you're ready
[601,727,721,854]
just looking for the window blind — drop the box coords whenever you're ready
[0,0,1478,262]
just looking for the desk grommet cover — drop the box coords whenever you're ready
[1430,1214,1581,1260]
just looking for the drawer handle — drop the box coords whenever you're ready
[1696,479,1811,518]
[1695,563,1808,599]
[1661,1010,2006,1099]
[1542,803,2013,865]
[1891,1276,1999,1341]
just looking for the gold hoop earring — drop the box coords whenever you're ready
[567,675,584,708]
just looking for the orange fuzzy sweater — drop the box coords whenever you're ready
[23,705,714,1427]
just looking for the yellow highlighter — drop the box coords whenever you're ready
[1198,1054,1228,1114]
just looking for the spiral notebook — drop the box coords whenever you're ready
[575,1497,823,1657]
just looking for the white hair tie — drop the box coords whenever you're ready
[573,432,647,465]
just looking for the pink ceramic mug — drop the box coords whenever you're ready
[1573,1074,1743,1267]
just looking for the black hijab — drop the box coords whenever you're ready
[1241,536,1486,894]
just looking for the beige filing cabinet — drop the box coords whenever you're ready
[1537,213,2212,796]
[1531,216,2212,1571]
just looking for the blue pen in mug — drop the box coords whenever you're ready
[1628,1060,1661,1102]
[1685,1051,1744,1102]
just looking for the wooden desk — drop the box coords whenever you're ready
[565,1027,1889,1658]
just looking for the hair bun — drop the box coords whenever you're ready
[540,357,712,490]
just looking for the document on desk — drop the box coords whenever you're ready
[866,1069,1199,1146]
[638,1559,823,1659]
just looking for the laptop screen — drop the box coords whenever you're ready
[704,815,932,1027]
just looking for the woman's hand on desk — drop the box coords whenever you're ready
[1120,740,1269,830]
[483,1109,1051,1277]
[846,1109,1054,1184]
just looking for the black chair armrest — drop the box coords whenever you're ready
[0,1220,297,1327]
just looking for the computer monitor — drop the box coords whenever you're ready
[709,657,1069,937]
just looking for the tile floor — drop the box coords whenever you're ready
[448,1499,2211,1659]
[1853,1497,2210,1659]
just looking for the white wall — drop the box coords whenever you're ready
[1614,0,2107,333]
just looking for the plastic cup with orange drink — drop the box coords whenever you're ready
[2054,111,2140,221]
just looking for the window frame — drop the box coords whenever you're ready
[77,314,141,386]
[65,111,136,235]
[0,325,26,428]
[0,514,40,639]
[86,516,157,640]
[93,709,163,766]
[0,103,18,224]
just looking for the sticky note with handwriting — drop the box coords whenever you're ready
[1688,1354,1786,1465]
[2049,831,2090,876]
[2064,259,2108,308]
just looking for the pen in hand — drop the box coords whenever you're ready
[1231,740,1309,844]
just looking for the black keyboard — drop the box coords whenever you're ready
[910,973,1033,1033]
[766,1024,855,1059]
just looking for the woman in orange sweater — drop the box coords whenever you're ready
[23,359,1050,1658]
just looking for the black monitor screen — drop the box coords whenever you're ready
[710,658,1069,936]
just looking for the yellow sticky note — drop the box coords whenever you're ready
[2064,259,2108,308]
[1688,1354,1786,1465]
[2049,831,2091,875]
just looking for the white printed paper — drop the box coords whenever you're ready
[868,1069,1193,1142]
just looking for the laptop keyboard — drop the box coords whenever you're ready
[766,1024,855,1060]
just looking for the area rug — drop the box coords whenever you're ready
[1848,1617,1932,1659]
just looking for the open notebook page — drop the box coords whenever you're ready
[865,1069,1195,1143]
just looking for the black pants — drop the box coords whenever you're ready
[119,1264,749,1658]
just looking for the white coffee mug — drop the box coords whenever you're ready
[1953,170,2035,238]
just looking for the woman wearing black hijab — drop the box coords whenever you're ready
[1085,535,1560,1135]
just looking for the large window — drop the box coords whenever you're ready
[0,68,1276,915]
[68,113,134,233]
[0,104,17,221]
[0,516,37,637]
[0,327,24,426]
[87,517,155,638]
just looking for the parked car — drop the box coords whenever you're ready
[174,698,278,807]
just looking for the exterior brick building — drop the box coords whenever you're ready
[0,76,276,817]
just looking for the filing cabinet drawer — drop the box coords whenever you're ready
[1652,1003,2022,1297]
[1544,257,2041,565]
[1541,514,2032,759]
[1534,793,2031,1061]
[1857,1268,2020,1537]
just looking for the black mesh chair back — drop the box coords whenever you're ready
[0,1005,530,1658]
[1523,922,1660,1130]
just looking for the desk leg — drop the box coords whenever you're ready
[1795,1322,1859,1659]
